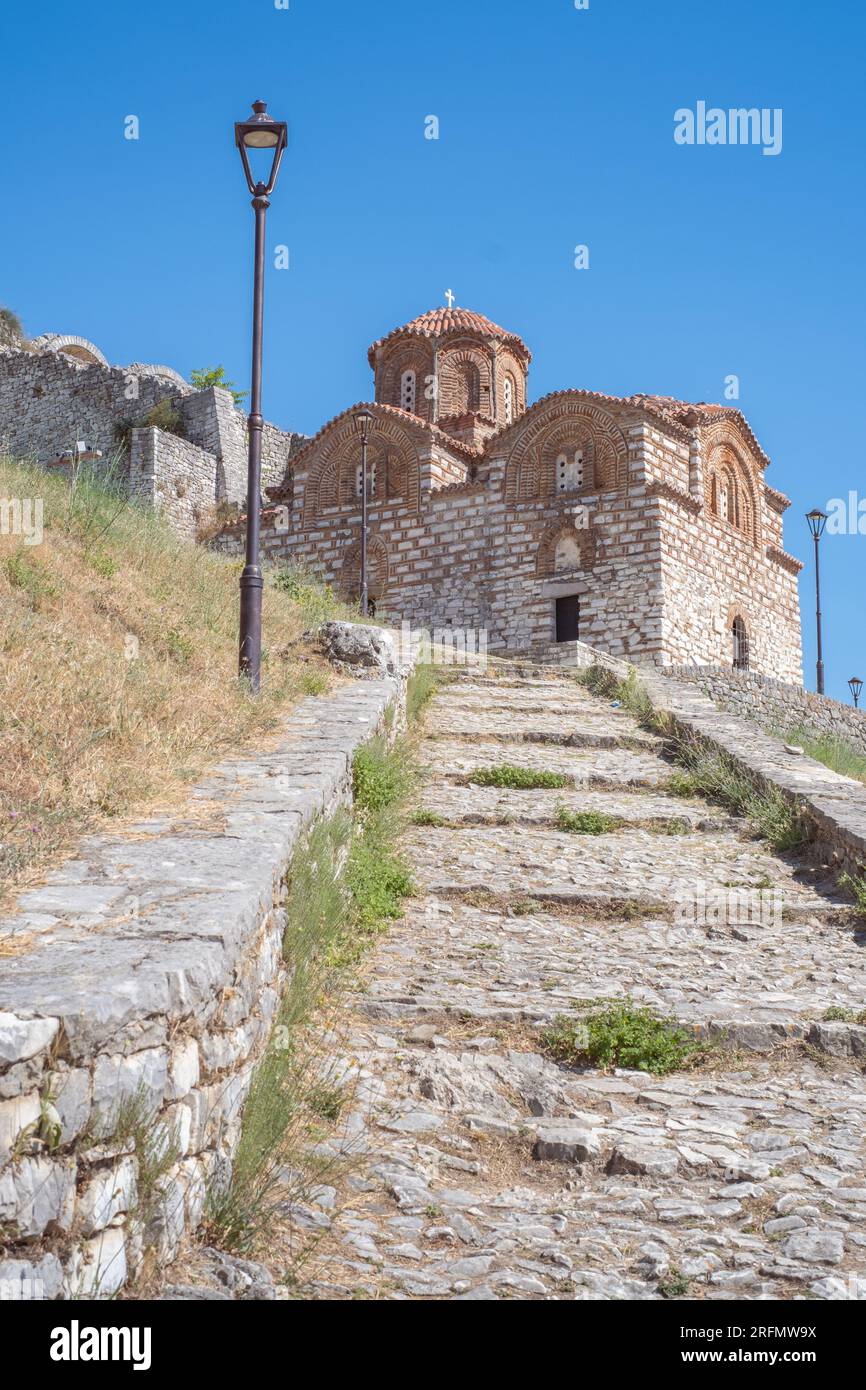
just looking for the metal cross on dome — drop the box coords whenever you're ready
[445,289,455,308]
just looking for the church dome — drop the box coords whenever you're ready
[368,305,531,442]
[368,306,531,367]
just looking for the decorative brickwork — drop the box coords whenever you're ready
[211,306,803,682]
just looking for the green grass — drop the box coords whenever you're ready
[406,663,440,724]
[272,562,347,629]
[822,1004,866,1024]
[668,738,805,851]
[353,736,414,812]
[838,871,866,919]
[206,730,417,1257]
[542,1002,702,1076]
[410,809,448,827]
[772,725,866,785]
[555,806,620,835]
[579,663,806,851]
[471,763,569,790]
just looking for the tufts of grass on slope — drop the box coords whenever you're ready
[0,454,348,903]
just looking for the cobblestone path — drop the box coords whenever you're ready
[305,663,866,1301]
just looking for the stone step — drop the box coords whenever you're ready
[404,824,839,916]
[419,739,673,790]
[413,783,730,831]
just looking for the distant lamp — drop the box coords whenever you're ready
[849,677,863,709]
[806,508,828,541]
[235,100,287,195]
[353,408,374,443]
[353,409,375,617]
[805,509,829,696]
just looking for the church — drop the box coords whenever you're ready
[219,302,804,682]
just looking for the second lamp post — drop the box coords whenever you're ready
[354,408,374,616]
[805,508,828,696]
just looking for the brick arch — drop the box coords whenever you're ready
[726,603,752,669]
[495,348,527,422]
[438,341,493,418]
[377,342,432,418]
[339,534,389,599]
[536,519,598,576]
[303,415,420,523]
[505,400,628,503]
[702,424,762,547]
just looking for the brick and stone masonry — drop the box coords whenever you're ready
[210,306,804,682]
[0,310,803,678]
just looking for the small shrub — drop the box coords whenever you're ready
[411,809,447,826]
[190,365,247,408]
[0,306,25,347]
[658,1270,691,1299]
[144,398,185,437]
[555,806,619,835]
[542,1002,701,1076]
[822,1004,866,1024]
[353,737,413,812]
[298,669,329,697]
[272,564,342,628]
[471,764,568,790]
[4,550,58,609]
[839,871,866,918]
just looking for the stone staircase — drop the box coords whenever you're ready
[299,662,866,1299]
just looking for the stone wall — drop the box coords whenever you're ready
[0,346,306,533]
[658,664,866,756]
[0,347,187,476]
[129,428,225,541]
[0,667,407,1299]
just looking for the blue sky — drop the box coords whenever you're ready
[2,0,863,700]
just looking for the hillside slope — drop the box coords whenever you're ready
[0,455,345,905]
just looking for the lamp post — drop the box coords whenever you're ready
[234,100,287,692]
[849,677,863,709]
[354,409,374,617]
[805,509,828,696]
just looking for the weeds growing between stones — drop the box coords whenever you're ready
[542,1001,704,1076]
[470,763,569,790]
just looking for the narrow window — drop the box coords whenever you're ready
[556,450,585,492]
[504,375,514,425]
[400,369,416,413]
[356,460,377,497]
[732,615,749,670]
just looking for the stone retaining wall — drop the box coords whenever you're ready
[659,664,866,756]
[0,672,406,1299]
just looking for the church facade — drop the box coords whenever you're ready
[216,305,804,681]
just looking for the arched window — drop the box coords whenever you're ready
[732,615,749,670]
[400,369,416,413]
[356,458,377,498]
[556,449,586,493]
[554,534,582,572]
[503,375,515,425]
[453,362,480,414]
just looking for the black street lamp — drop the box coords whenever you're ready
[354,409,374,617]
[235,100,287,692]
[849,677,863,709]
[805,509,828,696]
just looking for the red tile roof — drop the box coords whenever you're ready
[368,307,531,366]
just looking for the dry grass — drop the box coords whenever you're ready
[0,453,348,906]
